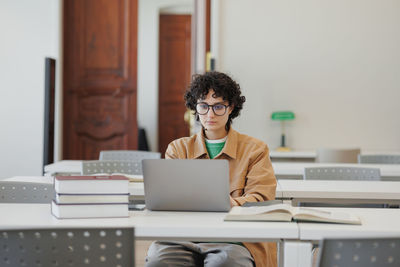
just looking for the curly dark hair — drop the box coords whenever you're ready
[184,71,246,131]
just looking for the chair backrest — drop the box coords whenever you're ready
[0,227,134,267]
[99,150,161,161]
[317,238,400,267]
[0,181,54,203]
[82,160,142,175]
[304,167,381,180]
[316,148,361,163]
[358,154,400,164]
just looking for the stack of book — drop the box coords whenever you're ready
[51,175,129,219]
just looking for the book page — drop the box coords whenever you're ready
[293,207,361,224]
[229,203,294,216]
[294,207,332,218]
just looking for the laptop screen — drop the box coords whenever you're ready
[143,159,231,212]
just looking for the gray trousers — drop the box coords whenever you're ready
[145,241,255,267]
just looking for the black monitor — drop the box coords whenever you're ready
[43,57,56,174]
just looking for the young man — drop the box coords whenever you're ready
[146,71,277,267]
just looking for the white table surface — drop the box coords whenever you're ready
[294,207,400,267]
[272,162,400,179]
[45,160,400,179]
[269,151,400,159]
[1,204,398,267]
[269,151,316,159]
[0,203,298,242]
[2,176,284,201]
[277,180,400,201]
[2,176,54,183]
[298,207,400,240]
[44,160,82,175]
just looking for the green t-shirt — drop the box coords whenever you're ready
[204,136,245,247]
[205,137,227,159]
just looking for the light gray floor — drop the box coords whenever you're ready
[136,240,152,267]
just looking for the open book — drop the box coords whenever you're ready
[225,203,361,225]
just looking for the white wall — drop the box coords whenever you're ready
[216,0,400,151]
[138,0,193,152]
[0,0,61,179]
[2,0,399,179]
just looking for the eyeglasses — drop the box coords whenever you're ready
[196,102,229,116]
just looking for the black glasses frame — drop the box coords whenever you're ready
[195,102,229,116]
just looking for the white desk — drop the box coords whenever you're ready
[299,208,400,240]
[0,203,298,267]
[2,204,399,267]
[2,176,54,183]
[277,180,400,206]
[272,162,400,180]
[297,207,400,267]
[0,204,298,241]
[269,151,400,163]
[44,160,82,176]
[45,160,400,181]
[2,176,285,202]
[7,176,400,207]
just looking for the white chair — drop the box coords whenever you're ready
[317,237,400,267]
[0,227,134,267]
[358,154,400,164]
[81,160,142,175]
[304,167,381,181]
[0,181,54,203]
[316,148,361,163]
[99,150,161,161]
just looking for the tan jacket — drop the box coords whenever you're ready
[165,128,277,267]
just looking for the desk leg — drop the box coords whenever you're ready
[281,241,312,267]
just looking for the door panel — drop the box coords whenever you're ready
[158,15,191,156]
[63,0,138,160]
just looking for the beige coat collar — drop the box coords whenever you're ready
[193,128,238,159]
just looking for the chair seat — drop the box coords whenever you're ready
[0,227,134,267]
[317,238,400,267]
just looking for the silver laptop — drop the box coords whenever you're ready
[142,159,231,212]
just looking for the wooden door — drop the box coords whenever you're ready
[158,15,192,156]
[63,0,138,160]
